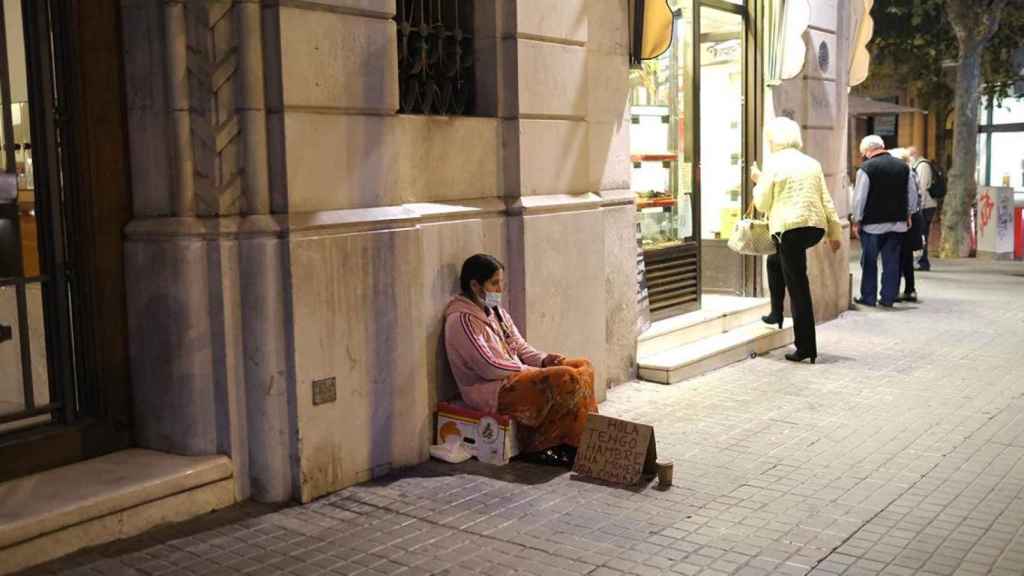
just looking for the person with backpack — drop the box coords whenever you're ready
[909,147,945,271]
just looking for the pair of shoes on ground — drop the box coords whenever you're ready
[895,291,918,303]
[854,297,881,308]
[523,445,577,468]
[855,297,903,308]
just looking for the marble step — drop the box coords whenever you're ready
[638,295,773,358]
[638,319,795,384]
[0,449,236,575]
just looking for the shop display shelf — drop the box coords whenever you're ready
[637,196,677,210]
[631,153,678,163]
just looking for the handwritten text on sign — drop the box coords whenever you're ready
[573,414,656,485]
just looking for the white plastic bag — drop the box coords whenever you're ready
[429,433,472,464]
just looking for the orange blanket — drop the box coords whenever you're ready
[497,358,598,453]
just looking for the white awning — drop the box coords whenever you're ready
[849,0,875,87]
[848,95,926,117]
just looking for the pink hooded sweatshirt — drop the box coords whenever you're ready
[443,295,546,413]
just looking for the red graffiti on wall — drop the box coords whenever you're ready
[980,192,995,231]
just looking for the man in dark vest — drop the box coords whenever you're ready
[851,135,919,307]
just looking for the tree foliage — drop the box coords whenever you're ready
[870,0,1024,109]
[868,0,1023,257]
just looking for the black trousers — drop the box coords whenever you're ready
[766,227,825,357]
[918,207,937,269]
[900,233,916,294]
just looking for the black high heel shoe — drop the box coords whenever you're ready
[762,314,783,329]
[785,351,816,364]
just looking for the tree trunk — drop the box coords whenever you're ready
[940,0,1009,258]
[927,102,951,247]
[940,46,984,258]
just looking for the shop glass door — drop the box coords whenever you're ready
[697,4,747,294]
[629,1,700,320]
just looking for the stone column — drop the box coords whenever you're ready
[503,0,636,400]
[587,0,636,387]
[121,0,293,503]
[773,0,852,322]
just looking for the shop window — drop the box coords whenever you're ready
[977,133,988,186]
[395,0,475,116]
[992,97,1024,125]
[989,132,1024,190]
[629,2,695,251]
[977,95,1024,191]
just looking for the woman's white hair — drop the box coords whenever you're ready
[765,116,803,151]
[889,147,910,162]
[859,135,885,155]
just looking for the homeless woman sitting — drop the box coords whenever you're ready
[444,254,598,467]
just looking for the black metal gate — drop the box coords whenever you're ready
[0,0,85,470]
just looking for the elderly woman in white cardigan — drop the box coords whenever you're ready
[750,117,843,364]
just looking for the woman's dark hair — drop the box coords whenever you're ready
[460,254,504,297]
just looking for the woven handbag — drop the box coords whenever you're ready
[727,205,775,256]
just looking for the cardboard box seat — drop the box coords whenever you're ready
[436,401,520,465]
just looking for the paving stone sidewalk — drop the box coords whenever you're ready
[19,258,1024,576]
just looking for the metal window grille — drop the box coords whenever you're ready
[396,0,474,116]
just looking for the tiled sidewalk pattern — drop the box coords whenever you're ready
[18,259,1024,575]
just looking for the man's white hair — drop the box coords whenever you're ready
[765,116,803,151]
[860,135,885,155]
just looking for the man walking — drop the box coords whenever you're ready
[852,136,919,308]
[908,147,938,271]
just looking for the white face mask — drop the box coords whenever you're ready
[483,291,502,308]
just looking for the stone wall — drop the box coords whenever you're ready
[120,0,636,503]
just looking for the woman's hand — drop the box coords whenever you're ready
[750,163,762,184]
[542,353,566,367]
[829,239,841,253]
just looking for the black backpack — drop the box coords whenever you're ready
[918,160,947,200]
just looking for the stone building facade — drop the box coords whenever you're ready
[0,2,867,570]
[120,0,636,504]
[117,0,859,505]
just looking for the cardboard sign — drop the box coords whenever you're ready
[573,414,657,486]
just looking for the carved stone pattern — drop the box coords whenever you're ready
[186,0,243,216]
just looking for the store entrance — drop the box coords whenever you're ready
[696,3,749,295]
[630,0,755,322]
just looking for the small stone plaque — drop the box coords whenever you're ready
[312,377,337,406]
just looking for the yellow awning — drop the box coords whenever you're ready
[629,0,673,66]
[641,0,673,60]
